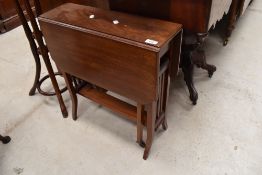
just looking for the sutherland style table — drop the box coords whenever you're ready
[38,0,233,104]
[38,3,182,159]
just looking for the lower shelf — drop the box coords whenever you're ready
[78,85,146,124]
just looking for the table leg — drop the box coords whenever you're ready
[137,104,145,147]
[224,0,238,46]
[143,102,156,160]
[182,55,198,105]
[181,43,198,105]
[194,33,217,78]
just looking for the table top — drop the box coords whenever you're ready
[39,3,182,50]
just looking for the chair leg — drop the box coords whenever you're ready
[137,104,145,148]
[143,102,157,160]
[0,135,11,144]
[29,47,41,96]
[42,58,68,118]
[62,72,78,120]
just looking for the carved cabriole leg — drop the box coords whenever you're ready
[182,62,198,105]
[193,33,217,78]
[0,135,11,144]
[137,104,145,148]
[62,73,78,121]
[181,45,198,105]
[224,0,238,46]
[182,32,217,104]
[180,33,199,105]
[143,101,157,160]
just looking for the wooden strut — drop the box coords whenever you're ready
[13,0,68,117]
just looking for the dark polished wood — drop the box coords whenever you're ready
[0,0,35,33]
[224,0,239,46]
[38,3,182,159]
[38,0,109,13]
[107,0,220,104]
[13,0,68,117]
[108,0,212,33]
[38,0,230,104]
[224,0,253,45]
[0,135,11,144]
[239,0,253,16]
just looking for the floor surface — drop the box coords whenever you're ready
[0,1,262,175]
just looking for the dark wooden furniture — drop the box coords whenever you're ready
[0,135,11,144]
[0,0,35,33]
[224,0,239,46]
[225,0,253,45]
[108,0,235,104]
[239,0,253,15]
[13,0,68,117]
[38,0,233,104]
[38,3,182,159]
[37,0,109,14]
